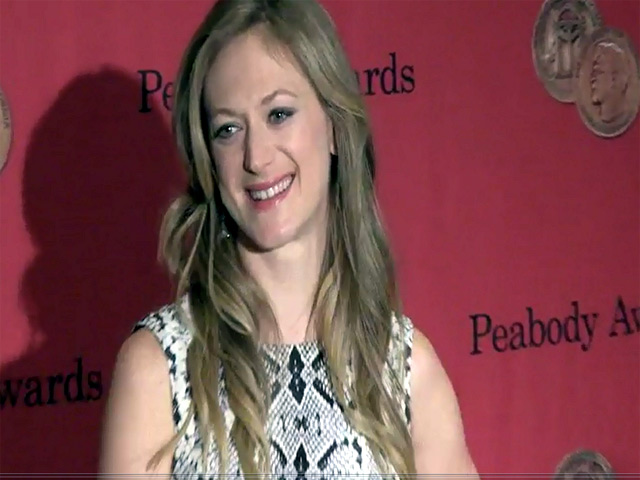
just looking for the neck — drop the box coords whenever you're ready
[600,101,621,124]
[238,230,327,344]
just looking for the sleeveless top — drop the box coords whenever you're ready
[132,296,414,479]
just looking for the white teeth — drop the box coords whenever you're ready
[249,175,293,201]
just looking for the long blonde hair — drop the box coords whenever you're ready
[153,0,415,476]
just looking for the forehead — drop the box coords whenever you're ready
[593,51,614,68]
[204,30,311,108]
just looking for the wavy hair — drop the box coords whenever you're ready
[151,0,415,476]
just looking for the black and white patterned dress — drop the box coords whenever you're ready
[132,296,414,479]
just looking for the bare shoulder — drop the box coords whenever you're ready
[98,329,175,477]
[410,329,479,477]
[112,329,171,391]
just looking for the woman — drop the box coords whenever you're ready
[99,0,479,478]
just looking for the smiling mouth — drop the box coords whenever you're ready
[247,174,294,201]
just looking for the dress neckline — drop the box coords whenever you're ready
[178,294,323,353]
[259,340,321,352]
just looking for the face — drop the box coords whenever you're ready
[590,50,614,105]
[204,29,335,252]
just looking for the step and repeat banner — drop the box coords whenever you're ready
[0,0,638,476]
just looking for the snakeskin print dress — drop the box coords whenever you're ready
[132,296,414,479]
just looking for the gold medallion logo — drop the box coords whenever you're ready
[554,449,614,480]
[575,27,640,138]
[532,0,603,103]
[0,86,11,173]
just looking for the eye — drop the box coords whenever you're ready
[269,108,295,125]
[213,124,239,140]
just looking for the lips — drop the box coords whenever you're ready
[246,174,295,201]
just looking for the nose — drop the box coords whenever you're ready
[243,124,273,174]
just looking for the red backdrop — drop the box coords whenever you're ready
[1,0,638,475]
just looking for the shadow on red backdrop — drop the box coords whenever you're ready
[1,68,182,472]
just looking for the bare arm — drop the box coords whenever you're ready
[98,329,175,478]
[411,329,479,479]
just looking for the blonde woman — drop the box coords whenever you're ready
[99,0,478,478]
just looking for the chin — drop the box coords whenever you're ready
[240,226,298,253]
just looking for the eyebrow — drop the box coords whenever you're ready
[210,88,298,118]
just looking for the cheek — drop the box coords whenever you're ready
[211,150,244,212]
[295,121,332,173]
[212,148,240,188]
[295,141,330,182]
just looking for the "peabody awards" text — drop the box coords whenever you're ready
[137,52,416,113]
[469,296,639,355]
